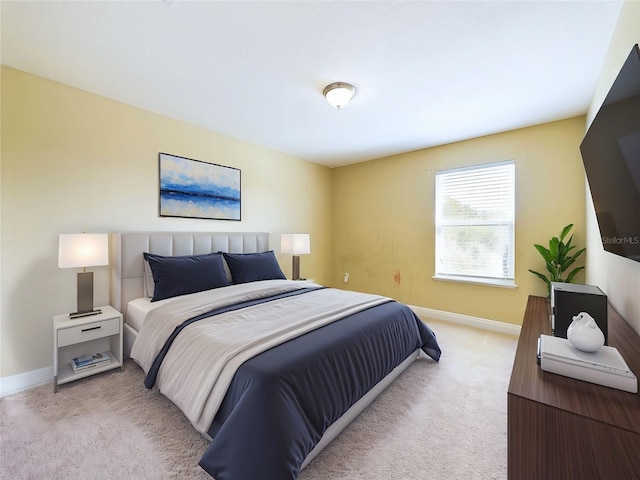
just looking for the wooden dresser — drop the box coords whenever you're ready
[508,295,640,479]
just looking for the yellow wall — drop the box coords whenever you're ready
[0,66,332,377]
[584,0,640,335]
[331,118,587,325]
[1,60,620,380]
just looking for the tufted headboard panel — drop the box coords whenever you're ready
[110,231,270,320]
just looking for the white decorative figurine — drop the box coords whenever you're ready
[567,312,605,352]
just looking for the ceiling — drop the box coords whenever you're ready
[1,1,624,168]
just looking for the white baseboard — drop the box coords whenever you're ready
[0,366,52,398]
[410,305,521,337]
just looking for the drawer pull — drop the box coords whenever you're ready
[81,326,102,333]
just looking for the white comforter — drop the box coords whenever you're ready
[130,280,390,434]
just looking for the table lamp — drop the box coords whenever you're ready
[280,233,310,280]
[58,233,109,318]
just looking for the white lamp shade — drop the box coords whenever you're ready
[323,82,356,109]
[58,234,109,268]
[281,234,311,255]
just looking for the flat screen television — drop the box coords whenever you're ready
[580,43,640,262]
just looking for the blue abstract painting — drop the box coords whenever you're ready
[159,153,241,220]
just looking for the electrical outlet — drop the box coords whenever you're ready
[343,273,350,283]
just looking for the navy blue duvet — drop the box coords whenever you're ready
[147,288,441,480]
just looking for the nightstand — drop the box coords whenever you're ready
[53,305,123,392]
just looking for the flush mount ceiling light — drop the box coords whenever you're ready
[323,82,356,109]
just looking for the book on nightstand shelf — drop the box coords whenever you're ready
[71,351,112,373]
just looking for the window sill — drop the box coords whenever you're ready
[433,275,518,289]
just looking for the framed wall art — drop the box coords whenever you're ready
[159,153,241,221]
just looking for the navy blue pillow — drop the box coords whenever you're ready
[223,251,286,284]
[143,252,230,302]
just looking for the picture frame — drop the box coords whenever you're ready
[158,153,241,221]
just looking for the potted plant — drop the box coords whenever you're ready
[528,224,586,297]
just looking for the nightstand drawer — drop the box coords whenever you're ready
[57,317,119,347]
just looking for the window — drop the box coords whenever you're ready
[435,160,515,287]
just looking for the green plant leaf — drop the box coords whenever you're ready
[562,235,575,258]
[573,247,586,259]
[565,234,574,247]
[549,237,559,260]
[557,240,567,262]
[565,266,585,284]
[544,260,556,276]
[562,255,578,271]
[560,224,573,242]
[529,269,550,285]
[533,244,551,261]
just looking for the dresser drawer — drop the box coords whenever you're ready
[58,317,120,347]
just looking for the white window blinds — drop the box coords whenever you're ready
[435,160,515,284]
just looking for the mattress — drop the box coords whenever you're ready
[126,297,155,332]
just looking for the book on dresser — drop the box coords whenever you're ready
[71,351,111,373]
[538,334,638,393]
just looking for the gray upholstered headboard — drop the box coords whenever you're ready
[110,231,270,320]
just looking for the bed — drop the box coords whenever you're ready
[110,231,441,480]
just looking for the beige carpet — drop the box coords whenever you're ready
[0,319,517,480]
